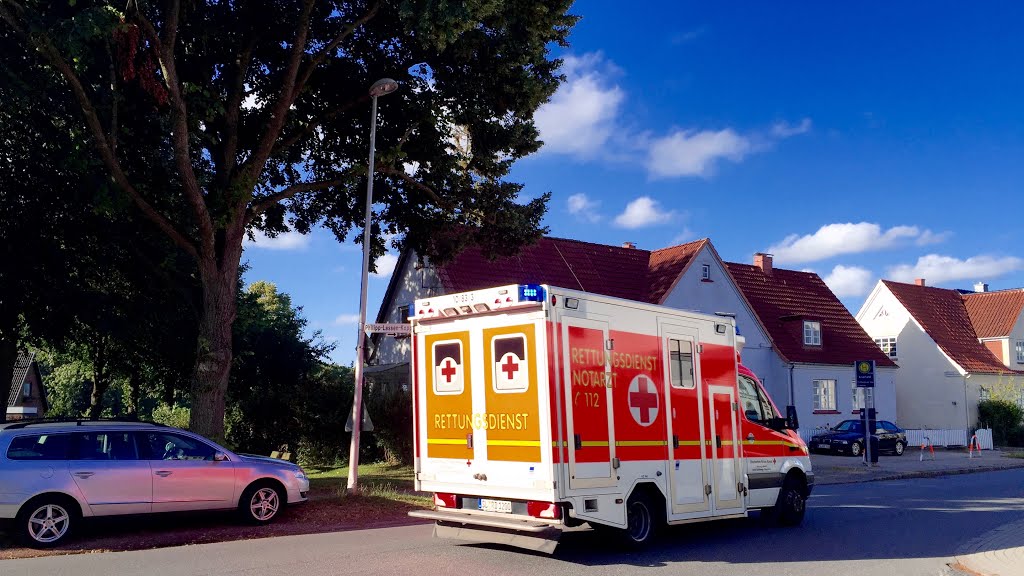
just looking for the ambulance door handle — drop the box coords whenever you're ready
[466,433,474,449]
[574,434,582,450]
[672,435,679,449]
[716,436,722,449]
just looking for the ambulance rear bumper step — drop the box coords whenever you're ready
[409,510,562,553]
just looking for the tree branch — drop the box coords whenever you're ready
[237,0,315,187]
[219,35,256,186]
[292,2,380,95]
[131,3,215,259]
[245,177,348,225]
[377,167,449,208]
[273,94,368,156]
[0,4,199,260]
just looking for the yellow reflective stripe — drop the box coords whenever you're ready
[748,440,803,448]
[487,440,542,447]
[615,440,668,447]
[580,441,609,447]
[426,438,467,445]
[676,440,703,446]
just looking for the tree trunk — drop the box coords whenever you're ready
[88,335,109,420]
[189,255,239,442]
[128,365,141,419]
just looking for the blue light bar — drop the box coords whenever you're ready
[408,303,416,318]
[518,284,545,302]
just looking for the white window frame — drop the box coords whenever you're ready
[804,321,822,346]
[813,379,836,411]
[874,337,897,359]
[701,264,711,280]
[1017,340,1024,364]
[21,381,30,399]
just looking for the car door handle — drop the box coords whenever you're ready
[73,471,94,479]
[155,470,173,477]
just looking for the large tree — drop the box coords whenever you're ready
[1,0,575,438]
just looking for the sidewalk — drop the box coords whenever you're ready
[810,447,1024,485]
[952,518,1024,576]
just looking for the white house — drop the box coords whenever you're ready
[856,279,1024,430]
[370,238,897,430]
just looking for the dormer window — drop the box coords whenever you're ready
[803,321,821,346]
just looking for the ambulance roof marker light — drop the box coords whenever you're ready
[518,284,545,303]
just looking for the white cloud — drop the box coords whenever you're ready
[645,129,753,179]
[534,52,625,158]
[823,265,874,298]
[371,253,399,277]
[669,228,695,246]
[567,193,602,222]
[614,196,676,229]
[767,222,949,264]
[887,254,1024,285]
[334,313,360,325]
[771,118,813,138]
[243,229,311,251]
[916,229,953,246]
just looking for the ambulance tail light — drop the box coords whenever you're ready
[518,284,545,303]
[527,501,562,519]
[433,493,458,508]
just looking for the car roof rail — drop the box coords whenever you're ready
[1,417,169,431]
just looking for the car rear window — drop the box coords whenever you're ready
[6,434,71,460]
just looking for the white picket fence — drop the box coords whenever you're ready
[798,427,994,449]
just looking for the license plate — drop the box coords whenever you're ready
[479,498,512,514]
[817,443,830,449]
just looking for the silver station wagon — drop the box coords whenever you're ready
[0,419,309,547]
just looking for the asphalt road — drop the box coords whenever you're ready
[6,468,1024,576]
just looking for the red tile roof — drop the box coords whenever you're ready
[963,289,1024,339]
[436,237,654,302]
[647,239,707,304]
[883,280,1015,374]
[725,263,897,367]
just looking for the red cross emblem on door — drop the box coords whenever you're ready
[493,335,528,391]
[627,374,660,426]
[433,342,463,393]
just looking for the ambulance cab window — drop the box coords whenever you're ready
[668,339,695,389]
[433,341,464,395]
[738,375,765,422]
[492,335,529,393]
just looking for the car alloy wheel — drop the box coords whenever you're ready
[851,442,863,457]
[249,487,281,522]
[26,503,71,545]
[895,441,905,456]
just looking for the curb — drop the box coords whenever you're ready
[814,460,1024,486]
[950,517,1024,576]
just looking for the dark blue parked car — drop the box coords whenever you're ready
[809,420,908,457]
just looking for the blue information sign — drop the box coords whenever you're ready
[855,360,875,388]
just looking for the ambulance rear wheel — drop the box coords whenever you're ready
[623,492,660,546]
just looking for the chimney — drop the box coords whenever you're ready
[974,282,989,293]
[754,253,773,275]
[622,242,636,249]
[915,278,926,286]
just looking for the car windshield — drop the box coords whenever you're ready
[834,421,863,433]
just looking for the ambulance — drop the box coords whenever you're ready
[408,284,812,552]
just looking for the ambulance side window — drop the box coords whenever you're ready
[492,334,529,393]
[738,375,766,422]
[668,339,695,389]
[433,341,464,395]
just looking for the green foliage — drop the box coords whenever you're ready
[978,399,1024,445]
[295,363,355,467]
[364,383,413,465]
[152,404,191,429]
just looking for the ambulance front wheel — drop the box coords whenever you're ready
[623,490,663,546]
[775,477,807,527]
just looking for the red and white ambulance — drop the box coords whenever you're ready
[408,284,812,552]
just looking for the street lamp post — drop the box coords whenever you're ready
[347,78,399,493]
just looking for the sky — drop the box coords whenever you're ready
[242,2,1024,365]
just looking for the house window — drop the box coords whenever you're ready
[803,321,822,346]
[980,386,991,401]
[399,305,410,324]
[701,264,711,280]
[1017,340,1024,364]
[21,381,30,399]
[875,337,897,359]
[813,379,836,411]
[851,383,873,411]
[668,339,695,389]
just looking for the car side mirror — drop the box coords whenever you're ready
[785,405,799,430]
[214,452,229,462]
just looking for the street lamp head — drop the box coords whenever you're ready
[369,78,399,98]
